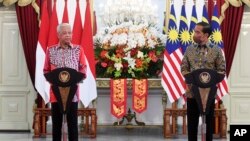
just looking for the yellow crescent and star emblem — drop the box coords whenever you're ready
[179,28,191,45]
[167,27,179,44]
[211,29,223,45]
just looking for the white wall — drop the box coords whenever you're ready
[226,9,250,126]
[0,7,36,130]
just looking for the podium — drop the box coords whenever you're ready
[33,68,97,138]
[184,69,225,141]
[44,67,85,114]
[44,68,85,140]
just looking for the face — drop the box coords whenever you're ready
[58,25,72,46]
[193,25,207,44]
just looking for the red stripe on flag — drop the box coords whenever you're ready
[162,73,178,101]
[173,51,182,64]
[161,48,186,103]
[216,49,229,102]
[220,79,228,93]
[164,50,186,88]
[163,62,183,96]
[72,0,82,44]
[215,79,228,102]
[39,0,50,52]
[217,85,223,97]
[62,0,69,23]
[48,0,59,47]
[81,0,95,78]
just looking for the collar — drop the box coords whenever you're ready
[198,44,207,48]
[195,41,213,48]
[56,42,73,49]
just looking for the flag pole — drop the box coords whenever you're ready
[90,0,95,33]
[165,0,171,35]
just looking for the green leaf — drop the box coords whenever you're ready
[107,67,115,74]
[114,71,121,78]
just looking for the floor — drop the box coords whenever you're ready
[0,127,229,141]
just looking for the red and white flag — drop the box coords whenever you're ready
[47,0,59,47]
[35,0,50,104]
[72,0,82,44]
[62,0,69,23]
[79,0,97,107]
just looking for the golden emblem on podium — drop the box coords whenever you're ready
[199,72,211,84]
[59,71,70,83]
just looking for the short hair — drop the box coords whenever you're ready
[57,23,71,34]
[196,22,212,37]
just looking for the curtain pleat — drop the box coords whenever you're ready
[221,5,244,76]
[15,0,43,106]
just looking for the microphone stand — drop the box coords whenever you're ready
[201,113,206,141]
[62,114,67,141]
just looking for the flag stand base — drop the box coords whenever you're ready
[113,108,145,128]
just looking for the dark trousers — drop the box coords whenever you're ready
[187,98,215,141]
[51,102,78,141]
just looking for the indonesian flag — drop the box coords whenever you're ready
[35,0,50,104]
[79,0,97,107]
[35,0,97,106]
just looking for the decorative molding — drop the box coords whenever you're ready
[96,78,163,89]
[229,13,250,93]
[0,122,29,130]
[1,22,28,87]
[230,95,250,123]
[227,12,250,127]
[0,95,26,121]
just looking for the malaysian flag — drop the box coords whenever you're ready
[189,5,198,44]
[179,5,191,55]
[161,4,186,103]
[178,4,192,104]
[180,3,198,104]
[202,4,209,23]
[210,4,229,102]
